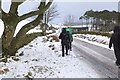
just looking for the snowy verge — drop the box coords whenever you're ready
[0,36,101,79]
[73,34,114,50]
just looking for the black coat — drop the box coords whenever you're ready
[59,32,70,45]
[109,25,120,49]
[109,32,120,49]
[109,26,120,64]
[109,32,120,59]
[109,28,120,64]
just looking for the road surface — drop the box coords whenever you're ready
[72,38,119,78]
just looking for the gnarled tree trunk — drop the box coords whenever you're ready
[1,0,53,57]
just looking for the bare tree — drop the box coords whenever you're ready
[44,3,59,24]
[0,0,53,57]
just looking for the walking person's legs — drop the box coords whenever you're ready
[114,47,120,66]
[65,44,69,55]
[70,42,72,51]
[62,44,65,57]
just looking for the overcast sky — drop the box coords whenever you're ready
[1,0,119,25]
[52,2,118,24]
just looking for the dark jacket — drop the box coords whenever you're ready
[109,26,120,49]
[59,28,70,45]
[67,31,73,42]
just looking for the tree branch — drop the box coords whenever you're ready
[10,0,53,51]
[11,14,43,48]
[44,2,59,23]
[15,32,43,50]
[9,1,25,14]
[19,0,53,21]
[17,14,43,37]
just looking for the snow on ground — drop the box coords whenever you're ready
[26,26,42,34]
[0,36,101,79]
[73,34,114,50]
[0,21,114,78]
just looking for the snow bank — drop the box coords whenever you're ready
[74,34,110,45]
[26,26,42,34]
[0,36,101,79]
[74,34,113,50]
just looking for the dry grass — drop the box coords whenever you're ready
[47,35,59,42]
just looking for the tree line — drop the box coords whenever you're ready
[79,10,120,32]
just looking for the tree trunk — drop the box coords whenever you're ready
[1,0,53,57]
[2,15,19,56]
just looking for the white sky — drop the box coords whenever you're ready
[1,0,119,24]
[52,2,118,24]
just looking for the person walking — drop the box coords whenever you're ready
[59,28,70,57]
[109,25,120,66]
[67,31,73,51]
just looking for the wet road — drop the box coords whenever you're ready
[73,38,118,78]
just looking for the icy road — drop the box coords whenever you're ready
[73,38,118,78]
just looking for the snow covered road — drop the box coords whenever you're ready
[73,38,118,78]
